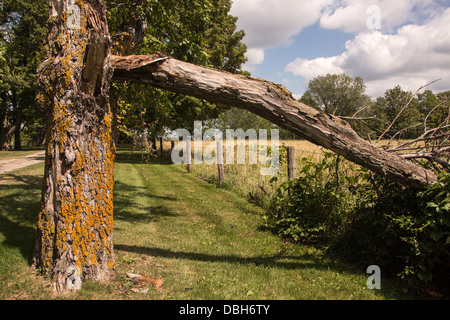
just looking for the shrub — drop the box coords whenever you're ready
[265,150,450,296]
[390,171,450,294]
[264,152,356,245]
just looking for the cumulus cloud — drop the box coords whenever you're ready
[320,0,438,33]
[230,0,333,69]
[286,57,344,79]
[285,7,450,97]
[243,48,265,72]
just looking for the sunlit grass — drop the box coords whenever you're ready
[0,147,409,300]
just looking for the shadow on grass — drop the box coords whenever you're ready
[114,243,331,271]
[114,243,409,299]
[113,180,179,224]
[0,174,42,264]
[115,149,174,166]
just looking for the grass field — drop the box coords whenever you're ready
[0,146,411,300]
[168,139,344,207]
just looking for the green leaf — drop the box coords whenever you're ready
[427,202,438,208]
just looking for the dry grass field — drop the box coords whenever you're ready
[154,139,343,207]
[143,137,410,209]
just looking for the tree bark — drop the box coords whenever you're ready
[111,54,437,188]
[33,0,115,292]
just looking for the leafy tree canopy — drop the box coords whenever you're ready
[0,0,48,149]
[105,0,248,141]
[300,73,371,117]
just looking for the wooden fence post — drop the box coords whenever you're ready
[217,140,224,186]
[287,146,296,180]
[287,146,296,197]
[186,139,191,173]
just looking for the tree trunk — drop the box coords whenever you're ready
[0,92,8,150]
[32,0,115,292]
[13,103,22,151]
[111,54,437,188]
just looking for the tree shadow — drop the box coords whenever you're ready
[114,242,409,299]
[113,181,179,224]
[115,149,174,166]
[113,243,331,271]
[0,174,42,264]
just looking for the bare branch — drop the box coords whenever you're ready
[338,115,377,121]
[351,104,372,118]
[401,153,450,171]
[424,103,443,132]
[376,79,442,145]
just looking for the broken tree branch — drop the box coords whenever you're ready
[111,54,437,188]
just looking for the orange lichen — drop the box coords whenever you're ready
[34,1,116,279]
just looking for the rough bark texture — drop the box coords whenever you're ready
[111,54,437,188]
[33,0,115,292]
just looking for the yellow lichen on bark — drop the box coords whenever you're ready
[33,0,116,290]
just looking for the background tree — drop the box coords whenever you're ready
[371,86,422,140]
[212,107,274,132]
[300,73,371,117]
[106,0,248,144]
[210,107,296,140]
[0,0,48,149]
[299,73,372,138]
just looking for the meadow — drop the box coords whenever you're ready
[160,139,347,208]
[0,144,413,300]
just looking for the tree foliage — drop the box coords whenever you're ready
[300,74,450,145]
[300,73,371,117]
[265,149,450,296]
[0,0,48,149]
[105,0,248,143]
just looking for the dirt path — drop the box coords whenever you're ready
[0,151,45,174]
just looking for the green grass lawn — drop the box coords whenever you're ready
[0,148,411,300]
[0,147,44,160]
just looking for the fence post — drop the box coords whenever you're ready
[287,146,296,180]
[287,146,296,197]
[217,140,224,186]
[171,140,175,154]
[186,139,191,173]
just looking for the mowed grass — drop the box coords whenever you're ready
[0,148,409,300]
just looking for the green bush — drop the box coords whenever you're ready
[343,170,450,294]
[390,172,450,292]
[265,150,450,296]
[264,152,356,245]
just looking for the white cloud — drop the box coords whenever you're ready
[320,0,438,33]
[243,48,265,72]
[230,0,333,69]
[285,57,344,79]
[285,7,450,97]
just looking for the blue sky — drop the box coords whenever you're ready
[256,24,354,95]
[230,0,450,99]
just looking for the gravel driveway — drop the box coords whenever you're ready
[0,151,45,174]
